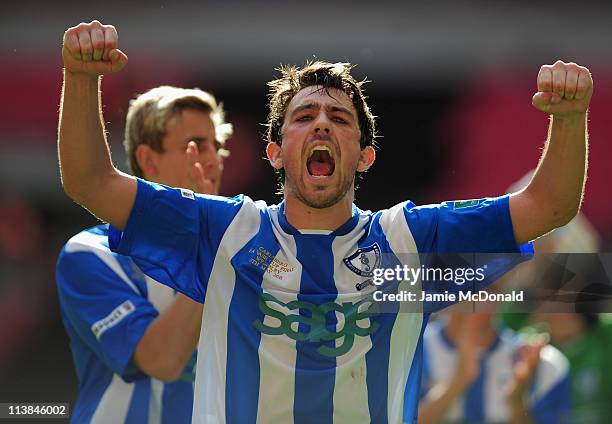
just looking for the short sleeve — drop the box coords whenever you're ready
[404,195,532,254]
[56,246,157,382]
[402,195,533,312]
[108,178,245,303]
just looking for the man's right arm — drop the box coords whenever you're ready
[58,20,134,230]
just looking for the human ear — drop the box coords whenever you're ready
[356,146,375,172]
[135,144,159,177]
[266,142,283,169]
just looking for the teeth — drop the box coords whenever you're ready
[308,145,331,158]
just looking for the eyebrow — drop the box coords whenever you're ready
[187,136,209,143]
[327,105,354,117]
[289,102,355,119]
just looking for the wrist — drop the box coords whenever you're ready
[63,69,100,83]
[551,111,587,124]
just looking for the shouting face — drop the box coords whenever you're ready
[268,86,374,209]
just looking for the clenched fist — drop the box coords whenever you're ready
[532,60,593,116]
[62,20,128,75]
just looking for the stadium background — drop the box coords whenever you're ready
[1,0,611,414]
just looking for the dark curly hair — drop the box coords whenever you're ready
[265,61,377,189]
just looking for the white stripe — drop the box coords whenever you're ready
[66,231,139,294]
[483,339,513,421]
[531,344,569,402]
[192,198,262,424]
[256,209,300,424]
[148,379,164,424]
[144,275,176,312]
[332,220,372,424]
[424,325,463,421]
[90,374,135,424]
[378,203,423,424]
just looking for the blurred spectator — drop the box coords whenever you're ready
[413,312,571,424]
[503,171,612,422]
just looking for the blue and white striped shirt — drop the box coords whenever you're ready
[110,178,530,423]
[414,320,571,423]
[57,226,195,424]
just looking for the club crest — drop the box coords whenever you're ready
[343,243,381,277]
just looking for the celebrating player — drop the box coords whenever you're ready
[58,20,591,423]
[56,52,233,422]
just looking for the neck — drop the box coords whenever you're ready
[283,192,354,231]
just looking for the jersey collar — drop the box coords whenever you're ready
[277,201,361,237]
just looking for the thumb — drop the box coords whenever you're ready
[532,92,562,112]
[108,48,128,72]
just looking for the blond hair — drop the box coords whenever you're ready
[124,86,233,177]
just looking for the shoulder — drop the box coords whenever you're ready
[62,225,111,256]
[528,343,571,402]
[538,344,570,380]
[423,319,447,348]
[200,193,269,220]
[57,225,142,294]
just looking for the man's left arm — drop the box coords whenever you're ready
[510,61,592,245]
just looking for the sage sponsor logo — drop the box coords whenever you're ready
[253,292,380,357]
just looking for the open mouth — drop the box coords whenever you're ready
[306,146,336,177]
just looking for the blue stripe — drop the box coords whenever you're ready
[125,379,150,423]
[363,213,402,424]
[402,314,429,424]
[225,210,277,423]
[464,357,485,422]
[162,380,194,423]
[364,314,393,424]
[364,212,413,423]
[293,235,337,424]
[531,373,571,423]
[70,362,113,424]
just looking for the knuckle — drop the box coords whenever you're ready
[64,28,77,41]
[566,63,579,73]
[551,63,565,72]
[105,25,118,38]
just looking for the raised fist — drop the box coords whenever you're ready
[532,61,593,116]
[62,20,128,76]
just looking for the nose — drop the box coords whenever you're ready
[313,111,331,134]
